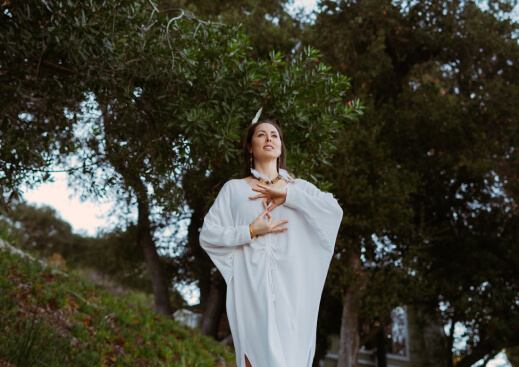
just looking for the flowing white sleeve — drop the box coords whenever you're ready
[284,179,343,251]
[199,182,251,283]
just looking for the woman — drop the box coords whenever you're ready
[199,119,343,367]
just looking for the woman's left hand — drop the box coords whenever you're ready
[249,183,287,211]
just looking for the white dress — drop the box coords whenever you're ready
[199,178,343,367]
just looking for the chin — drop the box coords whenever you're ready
[260,153,279,160]
[255,150,280,159]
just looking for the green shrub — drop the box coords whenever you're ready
[0,249,235,366]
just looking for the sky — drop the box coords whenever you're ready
[19,0,514,365]
[22,172,117,236]
[287,0,319,15]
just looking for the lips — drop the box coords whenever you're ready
[264,145,274,150]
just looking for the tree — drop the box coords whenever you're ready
[1,203,160,296]
[2,0,193,316]
[313,107,418,366]
[306,0,519,365]
[1,202,85,258]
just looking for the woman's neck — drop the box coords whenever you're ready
[253,159,279,180]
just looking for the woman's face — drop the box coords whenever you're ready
[249,122,282,161]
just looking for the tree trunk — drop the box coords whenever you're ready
[184,172,228,337]
[186,202,212,308]
[376,327,387,367]
[200,271,226,338]
[338,250,364,367]
[100,102,172,317]
[337,286,361,367]
[110,165,173,317]
[136,195,173,316]
[447,319,456,367]
[111,166,173,317]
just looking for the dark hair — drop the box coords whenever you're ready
[243,119,288,178]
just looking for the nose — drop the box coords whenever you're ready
[266,135,271,142]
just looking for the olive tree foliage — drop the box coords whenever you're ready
[0,1,84,208]
[159,0,302,59]
[306,0,519,365]
[1,0,362,319]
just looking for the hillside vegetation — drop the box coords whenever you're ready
[0,241,236,367]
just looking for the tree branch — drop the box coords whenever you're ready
[39,60,77,75]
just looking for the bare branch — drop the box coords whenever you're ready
[40,60,76,75]
[35,32,47,81]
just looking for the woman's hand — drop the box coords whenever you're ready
[249,183,287,211]
[250,209,288,237]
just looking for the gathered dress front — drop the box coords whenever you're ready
[199,178,343,367]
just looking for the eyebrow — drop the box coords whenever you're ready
[256,130,278,134]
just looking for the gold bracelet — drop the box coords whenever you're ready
[249,224,258,239]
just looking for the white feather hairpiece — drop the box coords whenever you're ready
[251,107,263,124]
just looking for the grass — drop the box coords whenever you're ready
[0,247,236,367]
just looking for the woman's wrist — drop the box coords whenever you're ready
[249,223,258,239]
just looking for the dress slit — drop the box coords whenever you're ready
[244,353,253,367]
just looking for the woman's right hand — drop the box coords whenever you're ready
[250,209,288,237]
